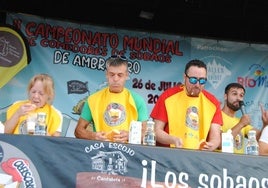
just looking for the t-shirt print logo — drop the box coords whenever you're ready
[104,103,126,126]
[186,106,199,130]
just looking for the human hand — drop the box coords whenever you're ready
[18,103,37,116]
[111,130,129,143]
[199,141,214,151]
[95,131,109,141]
[173,136,183,148]
[260,104,268,126]
[239,114,251,127]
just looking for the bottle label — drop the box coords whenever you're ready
[246,130,259,155]
[143,134,156,146]
[34,112,47,136]
[246,146,259,155]
[34,125,46,136]
[143,119,156,146]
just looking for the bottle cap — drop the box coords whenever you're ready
[227,129,232,134]
[248,130,256,135]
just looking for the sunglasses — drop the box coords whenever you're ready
[111,55,127,60]
[185,74,207,85]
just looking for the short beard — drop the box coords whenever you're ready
[226,101,240,111]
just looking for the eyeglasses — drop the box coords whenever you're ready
[111,55,127,60]
[185,74,207,85]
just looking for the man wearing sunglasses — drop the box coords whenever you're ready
[150,59,223,151]
[74,55,148,143]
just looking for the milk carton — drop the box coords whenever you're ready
[222,129,234,153]
[128,121,142,144]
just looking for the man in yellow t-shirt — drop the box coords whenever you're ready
[74,55,148,143]
[221,83,260,154]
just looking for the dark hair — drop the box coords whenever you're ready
[224,83,245,94]
[184,59,207,74]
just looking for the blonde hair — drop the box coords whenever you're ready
[27,73,55,104]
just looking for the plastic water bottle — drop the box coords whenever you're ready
[245,130,259,155]
[34,112,47,136]
[143,119,156,146]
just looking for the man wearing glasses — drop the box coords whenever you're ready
[150,59,223,151]
[75,55,148,143]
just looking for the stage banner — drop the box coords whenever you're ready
[1,12,268,130]
[0,134,268,188]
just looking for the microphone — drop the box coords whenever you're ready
[239,101,246,115]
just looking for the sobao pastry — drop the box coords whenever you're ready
[105,129,120,141]
[199,139,206,150]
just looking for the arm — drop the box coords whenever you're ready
[259,126,268,155]
[74,118,130,143]
[258,104,268,155]
[49,109,63,137]
[51,131,61,137]
[260,104,268,126]
[154,119,183,148]
[74,117,107,140]
[202,123,221,151]
[46,131,61,137]
[231,114,251,138]
[4,110,21,133]
[74,99,106,140]
[259,140,268,156]
[254,104,268,140]
[4,103,36,133]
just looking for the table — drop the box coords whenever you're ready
[0,134,268,188]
